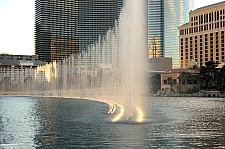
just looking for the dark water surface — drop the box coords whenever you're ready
[0,96,225,148]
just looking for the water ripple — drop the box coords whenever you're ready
[0,96,225,148]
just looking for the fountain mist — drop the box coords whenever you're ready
[1,0,147,122]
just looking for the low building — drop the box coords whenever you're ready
[161,68,199,93]
[148,57,172,72]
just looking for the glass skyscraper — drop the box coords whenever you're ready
[148,0,195,67]
[164,0,194,68]
[35,0,123,62]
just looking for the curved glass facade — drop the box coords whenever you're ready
[164,0,194,67]
[35,0,123,62]
[148,0,164,57]
[148,0,195,67]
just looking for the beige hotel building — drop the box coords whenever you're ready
[178,1,225,67]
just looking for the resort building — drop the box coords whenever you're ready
[148,0,194,67]
[178,1,225,67]
[35,0,123,62]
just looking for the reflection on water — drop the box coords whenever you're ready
[0,96,225,148]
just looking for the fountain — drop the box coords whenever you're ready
[1,0,147,122]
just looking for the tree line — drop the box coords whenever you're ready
[200,61,225,92]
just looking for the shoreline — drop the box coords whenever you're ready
[0,94,119,116]
[0,93,224,98]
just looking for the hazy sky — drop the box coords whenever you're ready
[0,0,224,55]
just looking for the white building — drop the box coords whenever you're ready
[0,54,47,83]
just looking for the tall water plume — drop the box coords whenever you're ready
[116,0,147,119]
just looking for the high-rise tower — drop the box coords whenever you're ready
[35,0,123,62]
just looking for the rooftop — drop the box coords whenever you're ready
[180,22,189,27]
[0,54,37,57]
[163,68,199,74]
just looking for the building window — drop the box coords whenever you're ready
[217,11,220,21]
[164,80,167,84]
[212,12,214,21]
[180,30,184,35]
[209,13,211,22]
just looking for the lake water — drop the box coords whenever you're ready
[0,96,225,148]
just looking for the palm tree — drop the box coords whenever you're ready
[149,73,161,94]
[178,72,192,93]
[191,74,201,92]
[200,61,217,89]
[167,77,176,91]
[215,65,225,93]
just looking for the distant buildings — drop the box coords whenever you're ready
[148,0,194,67]
[149,36,160,58]
[178,1,225,67]
[147,36,172,73]
[35,0,194,67]
[35,0,123,62]
[148,36,172,72]
[0,54,46,66]
[0,54,47,85]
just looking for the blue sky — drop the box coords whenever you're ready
[0,0,224,55]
